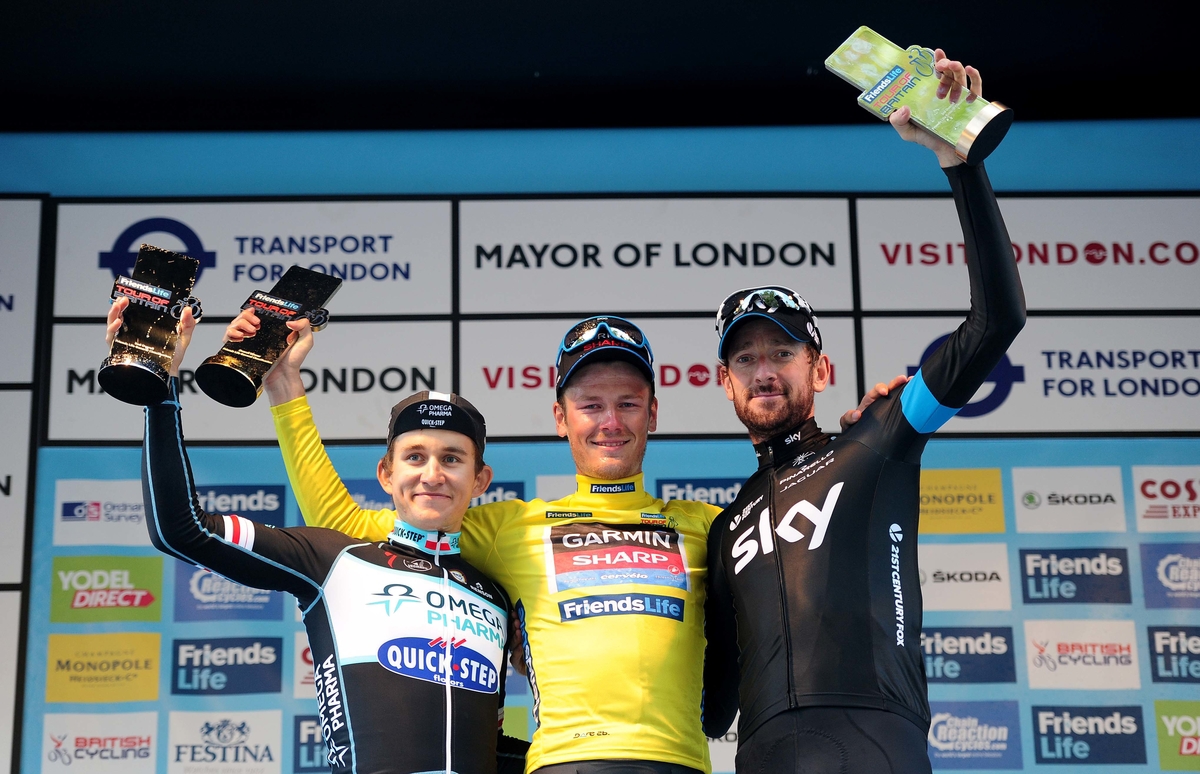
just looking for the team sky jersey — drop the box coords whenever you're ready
[703,163,1026,743]
[272,398,721,773]
[143,381,513,774]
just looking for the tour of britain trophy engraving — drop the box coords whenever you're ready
[99,245,203,405]
[195,265,342,408]
[826,27,1013,165]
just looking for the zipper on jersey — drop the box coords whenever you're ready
[768,471,797,707]
[435,537,453,774]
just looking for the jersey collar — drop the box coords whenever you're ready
[754,417,832,470]
[570,473,653,509]
[387,519,461,556]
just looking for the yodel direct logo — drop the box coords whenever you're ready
[921,628,1015,683]
[1148,626,1200,683]
[1032,706,1146,764]
[172,637,282,695]
[1155,700,1200,766]
[51,556,163,623]
[1020,548,1131,604]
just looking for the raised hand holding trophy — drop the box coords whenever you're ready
[826,27,1013,165]
[195,265,342,407]
[99,245,203,405]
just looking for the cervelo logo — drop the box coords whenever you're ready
[1135,467,1200,529]
[922,628,1015,683]
[1032,706,1146,764]
[1020,548,1131,604]
[908,334,1024,417]
[1148,626,1200,683]
[100,218,217,281]
[730,483,843,574]
[172,638,282,695]
[658,479,742,506]
[881,239,1199,267]
[1025,619,1140,690]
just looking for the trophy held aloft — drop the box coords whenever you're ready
[195,265,342,408]
[826,27,1013,165]
[99,244,204,406]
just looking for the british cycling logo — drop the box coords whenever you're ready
[99,218,217,280]
[908,334,1025,417]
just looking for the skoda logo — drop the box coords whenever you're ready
[99,218,217,281]
[1022,491,1042,509]
[907,334,1025,417]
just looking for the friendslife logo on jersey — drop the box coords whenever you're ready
[590,482,636,494]
[543,522,688,593]
[1020,548,1132,604]
[921,628,1016,683]
[1032,706,1146,764]
[558,593,684,622]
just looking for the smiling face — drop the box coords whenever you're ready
[376,429,493,533]
[719,317,830,444]
[553,360,658,481]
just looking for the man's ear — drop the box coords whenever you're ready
[376,457,394,495]
[552,399,569,439]
[473,464,495,498]
[812,353,832,394]
[718,363,735,402]
[647,396,659,433]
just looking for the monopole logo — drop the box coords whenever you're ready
[908,334,1025,417]
[100,218,217,280]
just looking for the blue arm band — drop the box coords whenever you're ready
[900,369,960,434]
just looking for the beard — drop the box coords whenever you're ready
[732,381,815,441]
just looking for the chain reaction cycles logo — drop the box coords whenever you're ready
[100,218,217,281]
[908,334,1025,417]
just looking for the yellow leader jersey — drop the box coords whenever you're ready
[272,397,721,773]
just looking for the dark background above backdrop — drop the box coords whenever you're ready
[1,0,1188,132]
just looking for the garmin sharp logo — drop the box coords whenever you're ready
[908,334,1024,417]
[100,218,217,281]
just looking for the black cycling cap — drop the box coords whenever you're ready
[387,391,487,457]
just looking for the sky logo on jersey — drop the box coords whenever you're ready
[1032,706,1146,764]
[100,218,217,281]
[1020,548,1131,604]
[292,716,326,773]
[472,481,525,508]
[559,592,684,622]
[1142,542,1200,608]
[378,636,500,693]
[173,561,283,621]
[1148,626,1200,683]
[656,478,742,506]
[1155,700,1200,768]
[171,637,282,695]
[921,628,1015,683]
[543,522,688,593]
[194,485,285,526]
[927,701,1021,769]
[908,334,1025,418]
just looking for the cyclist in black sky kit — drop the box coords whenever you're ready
[106,297,528,774]
[702,52,1026,773]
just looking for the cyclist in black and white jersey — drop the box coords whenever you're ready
[107,297,527,774]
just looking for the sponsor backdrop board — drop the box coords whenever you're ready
[857,196,1200,312]
[55,201,452,317]
[0,198,41,383]
[459,198,853,314]
[460,316,858,436]
[863,316,1200,433]
[0,391,31,583]
[20,434,1200,772]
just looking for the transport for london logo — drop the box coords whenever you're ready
[100,218,217,280]
[908,334,1024,417]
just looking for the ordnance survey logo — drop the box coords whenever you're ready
[926,701,1021,769]
[100,218,217,280]
[908,334,1025,418]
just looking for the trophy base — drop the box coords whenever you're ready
[195,355,263,408]
[98,354,171,406]
[956,101,1013,166]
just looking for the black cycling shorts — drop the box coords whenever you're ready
[736,707,931,774]
[533,761,704,774]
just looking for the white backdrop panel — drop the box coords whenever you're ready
[0,392,30,583]
[0,199,41,382]
[0,592,18,774]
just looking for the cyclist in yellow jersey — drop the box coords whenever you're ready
[227,312,896,774]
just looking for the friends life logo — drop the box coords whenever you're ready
[1141,542,1200,608]
[99,218,217,281]
[1019,548,1132,604]
[171,637,282,695]
[293,716,327,773]
[657,478,742,507]
[907,334,1025,418]
[1148,626,1200,683]
[194,485,285,526]
[1032,706,1146,764]
[921,627,1015,683]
